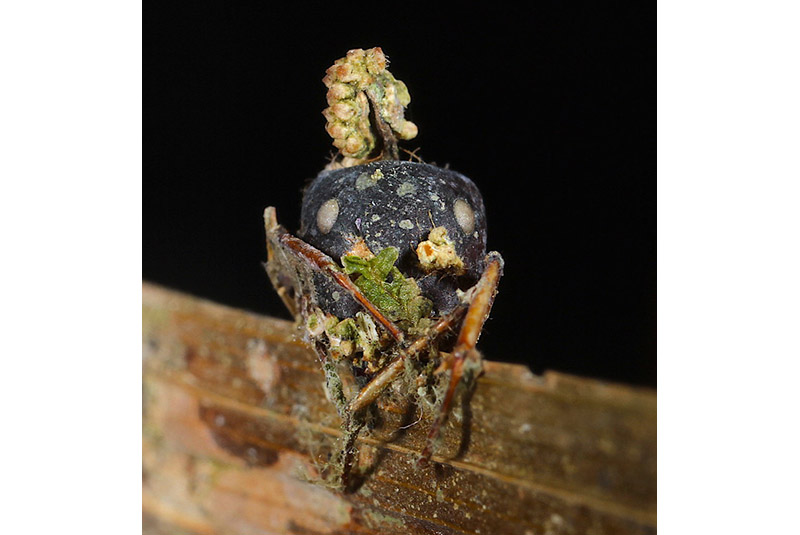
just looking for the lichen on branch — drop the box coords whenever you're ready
[323,48,418,167]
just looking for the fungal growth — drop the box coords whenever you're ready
[264,48,504,491]
[416,227,465,275]
[323,47,418,168]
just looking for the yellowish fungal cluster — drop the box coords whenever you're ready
[322,48,417,167]
[416,227,465,275]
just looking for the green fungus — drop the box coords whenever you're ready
[341,247,432,332]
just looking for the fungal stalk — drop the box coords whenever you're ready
[323,47,418,168]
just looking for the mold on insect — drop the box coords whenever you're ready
[263,48,503,490]
[416,226,466,275]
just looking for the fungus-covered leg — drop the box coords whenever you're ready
[308,341,349,420]
[419,251,504,465]
[338,304,469,490]
[263,207,300,316]
[338,415,367,491]
[345,304,469,415]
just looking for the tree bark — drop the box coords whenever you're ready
[143,282,656,535]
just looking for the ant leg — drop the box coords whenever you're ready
[338,305,467,490]
[312,341,350,419]
[338,414,366,491]
[264,207,405,343]
[264,207,300,317]
[419,251,504,465]
[346,304,468,415]
[342,252,502,472]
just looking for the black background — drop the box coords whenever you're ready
[145,5,654,387]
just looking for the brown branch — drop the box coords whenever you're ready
[143,282,656,535]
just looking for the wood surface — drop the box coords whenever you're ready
[143,282,656,534]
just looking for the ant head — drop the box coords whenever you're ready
[299,160,488,318]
